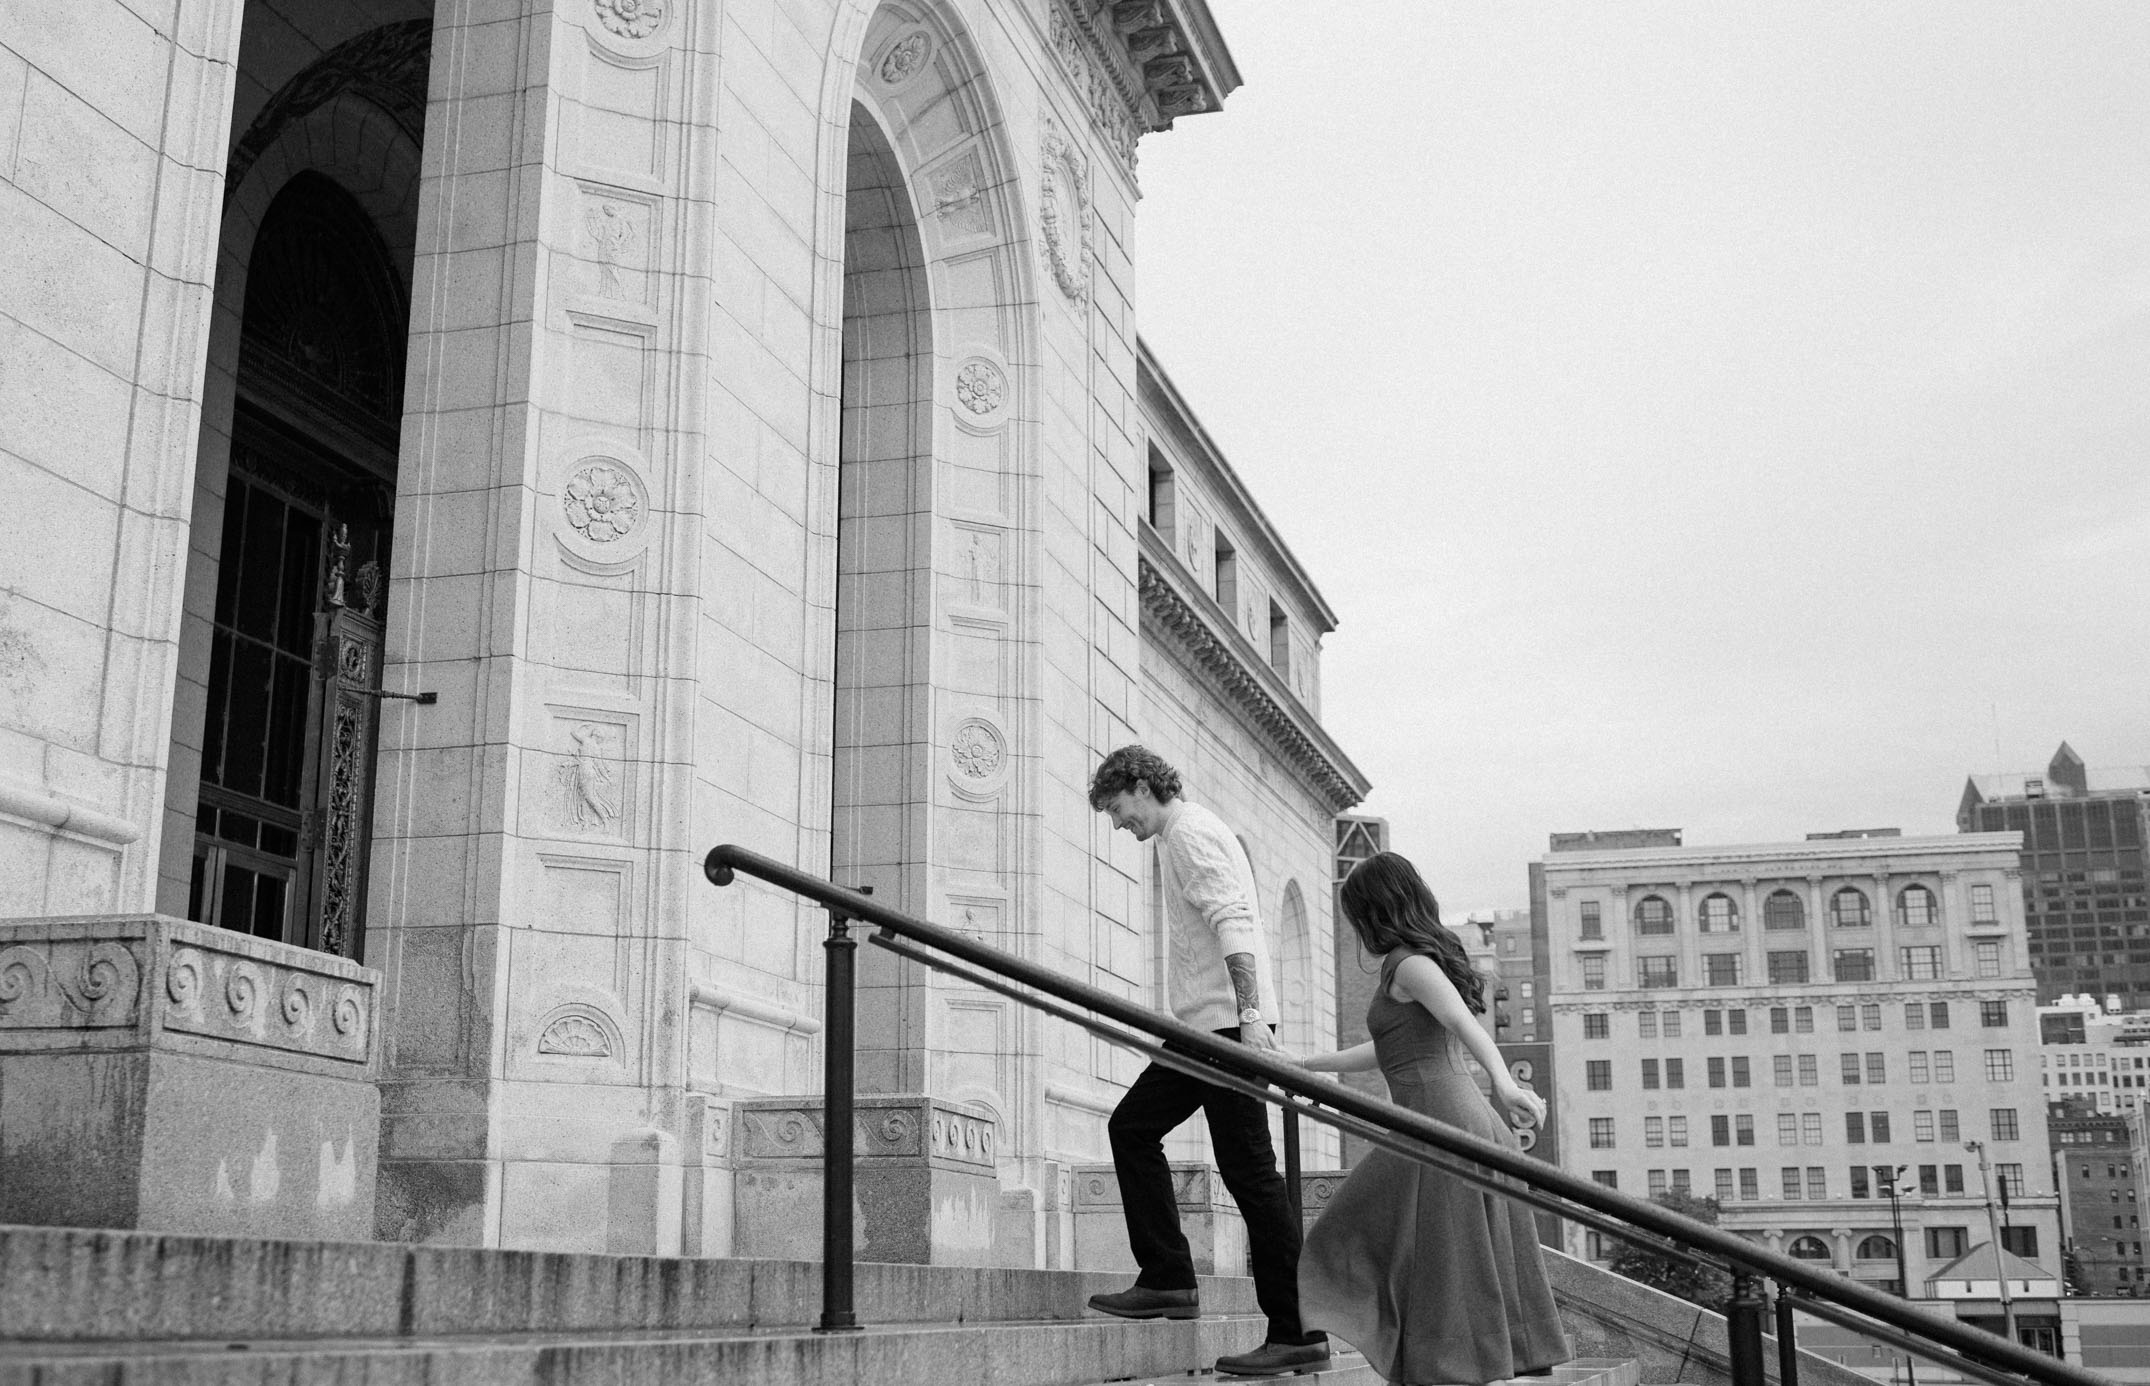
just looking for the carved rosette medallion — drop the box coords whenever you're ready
[950,717,1006,783]
[877,30,931,86]
[1040,122,1092,303]
[954,358,1006,418]
[592,0,665,41]
[563,462,644,544]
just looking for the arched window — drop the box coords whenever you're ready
[1897,885,1938,928]
[1831,887,1871,929]
[1856,1235,1896,1260]
[1698,892,1739,933]
[1635,895,1675,937]
[1788,1236,1832,1261]
[1764,890,1806,930]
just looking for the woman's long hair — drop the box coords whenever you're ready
[1338,851,1487,1013]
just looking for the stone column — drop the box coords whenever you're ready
[368,0,723,1252]
[0,0,245,914]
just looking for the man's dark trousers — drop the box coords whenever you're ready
[1106,1030,1323,1347]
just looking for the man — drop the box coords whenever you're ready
[1084,745,1328,1378]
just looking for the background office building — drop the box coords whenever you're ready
[1542,831,2060,1298]
[1959,743,2150,1004]
[2049,1097,2149,1297]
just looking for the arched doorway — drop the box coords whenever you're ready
[183,169,406,959]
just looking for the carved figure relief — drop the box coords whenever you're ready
[878,30,931,86]
[593,0,664,41]
[582,201,635,298]
[950,718,1006,781]
[961,529,997,603]
[1040,122,1093,302]
[955,359,1005,417]
[930,152,991,238]
[558,722,621,830]
[562,462,642,543]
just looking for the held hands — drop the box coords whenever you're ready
[1493,1078,1547,1130]
[1238,1021,1281,1053]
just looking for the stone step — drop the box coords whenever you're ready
[0,1223,1257,1341]
[1091,1348,1640,1386]
[0,1313,1272,1386]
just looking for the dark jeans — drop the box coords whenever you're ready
[1106,1030,1323,1347]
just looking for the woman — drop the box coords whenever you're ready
[1294,851,1570,1386]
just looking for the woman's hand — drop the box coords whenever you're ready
[1493,1078,1547,1130]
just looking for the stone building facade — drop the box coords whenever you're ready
[0,0,1367,1264]
[1540,832,2063,1295]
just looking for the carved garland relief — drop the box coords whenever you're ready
[1040,123,1092,303]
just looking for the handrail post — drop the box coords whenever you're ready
[817,903,861,1333]
[1776,1282,1801,1386]
[1283,1104,1303,1229]
[1727,1266,1767,1386]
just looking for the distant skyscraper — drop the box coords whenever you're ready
[1959,743,2150,1004]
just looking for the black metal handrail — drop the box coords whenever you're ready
[703,843,2113,1386]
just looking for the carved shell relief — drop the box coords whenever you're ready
[1039,121,1092,303]
[536,1003,622,1059]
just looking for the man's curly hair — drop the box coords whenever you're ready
[1087,745,1183,810]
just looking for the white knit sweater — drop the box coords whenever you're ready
[1154,799,1278,1033]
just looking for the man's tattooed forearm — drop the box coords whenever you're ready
[1226,952,1260,1013]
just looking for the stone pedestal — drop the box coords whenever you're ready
[732,1095,1001,1265]
[0,915,379,1240]
[1071,1162,1247,1276]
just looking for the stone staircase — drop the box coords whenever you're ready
[0,1223,1655,1386]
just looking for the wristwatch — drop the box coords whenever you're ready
[1238,1007,1263,1026]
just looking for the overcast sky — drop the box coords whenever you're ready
[1134,2,2150,913]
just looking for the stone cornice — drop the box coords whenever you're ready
[1137,534,1369,813]
[1048,1,1240,171]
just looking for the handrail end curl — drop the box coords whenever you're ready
[703,845,738,887]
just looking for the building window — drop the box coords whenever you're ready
[1905,1003,1925,1030]
[1705,1009,1723,1036]
[1592,1170,1619,1188]
[1728,1009,1747,1035]
[1846,1112,1866,1143]
[1974,940,2002,977]
[1934,1051,1955,1083]
[1641,1059,1660,1090]
[1586,1060,1612,1091]
[1666,1058,1685,1089]
[1943,1162,1963,1193]
[1802,1112,1824,1145]
[1737,1115,1755,1146]
[1795,1006,1814,1033]
[1212,533,1237,610]
[1771,1006,1790,1034]
[1997,1166,2027,1201]
[1590,1118,1615,1149]
[1739,1167,1759,1200]
[1645,1116,1664,1147]
[1899,946,1941,981]
[1581,955,1606,990]
[1862,1002,1881,1030]
[1638,1011,1657,1038]
[1917,1165,1939,1195]
[1584,1013,1609,1040]
[1700,892,1739,933]
[1837,1005,1858,1033]
[1991,1108,2019,1141]
[1635,895,1675,936]
[1870,1111,1891,1142]
[1579,900,1602,940]
[1833,949,1876,982]
[1857,1234,1897,1261]
[1841,1052,1862,1085]
[1914,1110,1934,1141]
[1669,1116,1688,1147]
[1970,884,1996,923]
[1778,1113,1799,1145]
[1585,1231,1614,1262]
[1715,1168,1736,1201]
[1708,1057,1726,1088]
[1984,1049,2014,1082]
[1712,1115,1731,1147]
[1267,600,1291,681]
[1926,1227,1968,1259]
[1799,1055,1818,1086]
[1648,1168,1668,1197]
[1789,1235,1831,1260]
[1831,887,1871,929]
[1639,956,1678,989]
[1980,1000,2008,1028]
[1910,1051,1930,1083]
[1782,1166,1803,1198]
[1662,1011,1682,1038]
[1867,1052,1886,1084]
[1704,953,1740,986]
[1897,886,1937,929]
[1939,1110,1960,1142]
[1733,1057,1751,1088]
[1929,1002,1950,1029]
[1765,889,1806,930]
[1850,1166,1871,1198]
[1147,455,1176,535]
[1767,952,1810,985]
[1775,1055,1794,1088]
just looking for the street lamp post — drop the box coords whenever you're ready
[1881,1164,1917,1386]
[1967,1140,2018,1345]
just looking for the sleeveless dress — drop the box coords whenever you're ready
[1299,950,1570,1385]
